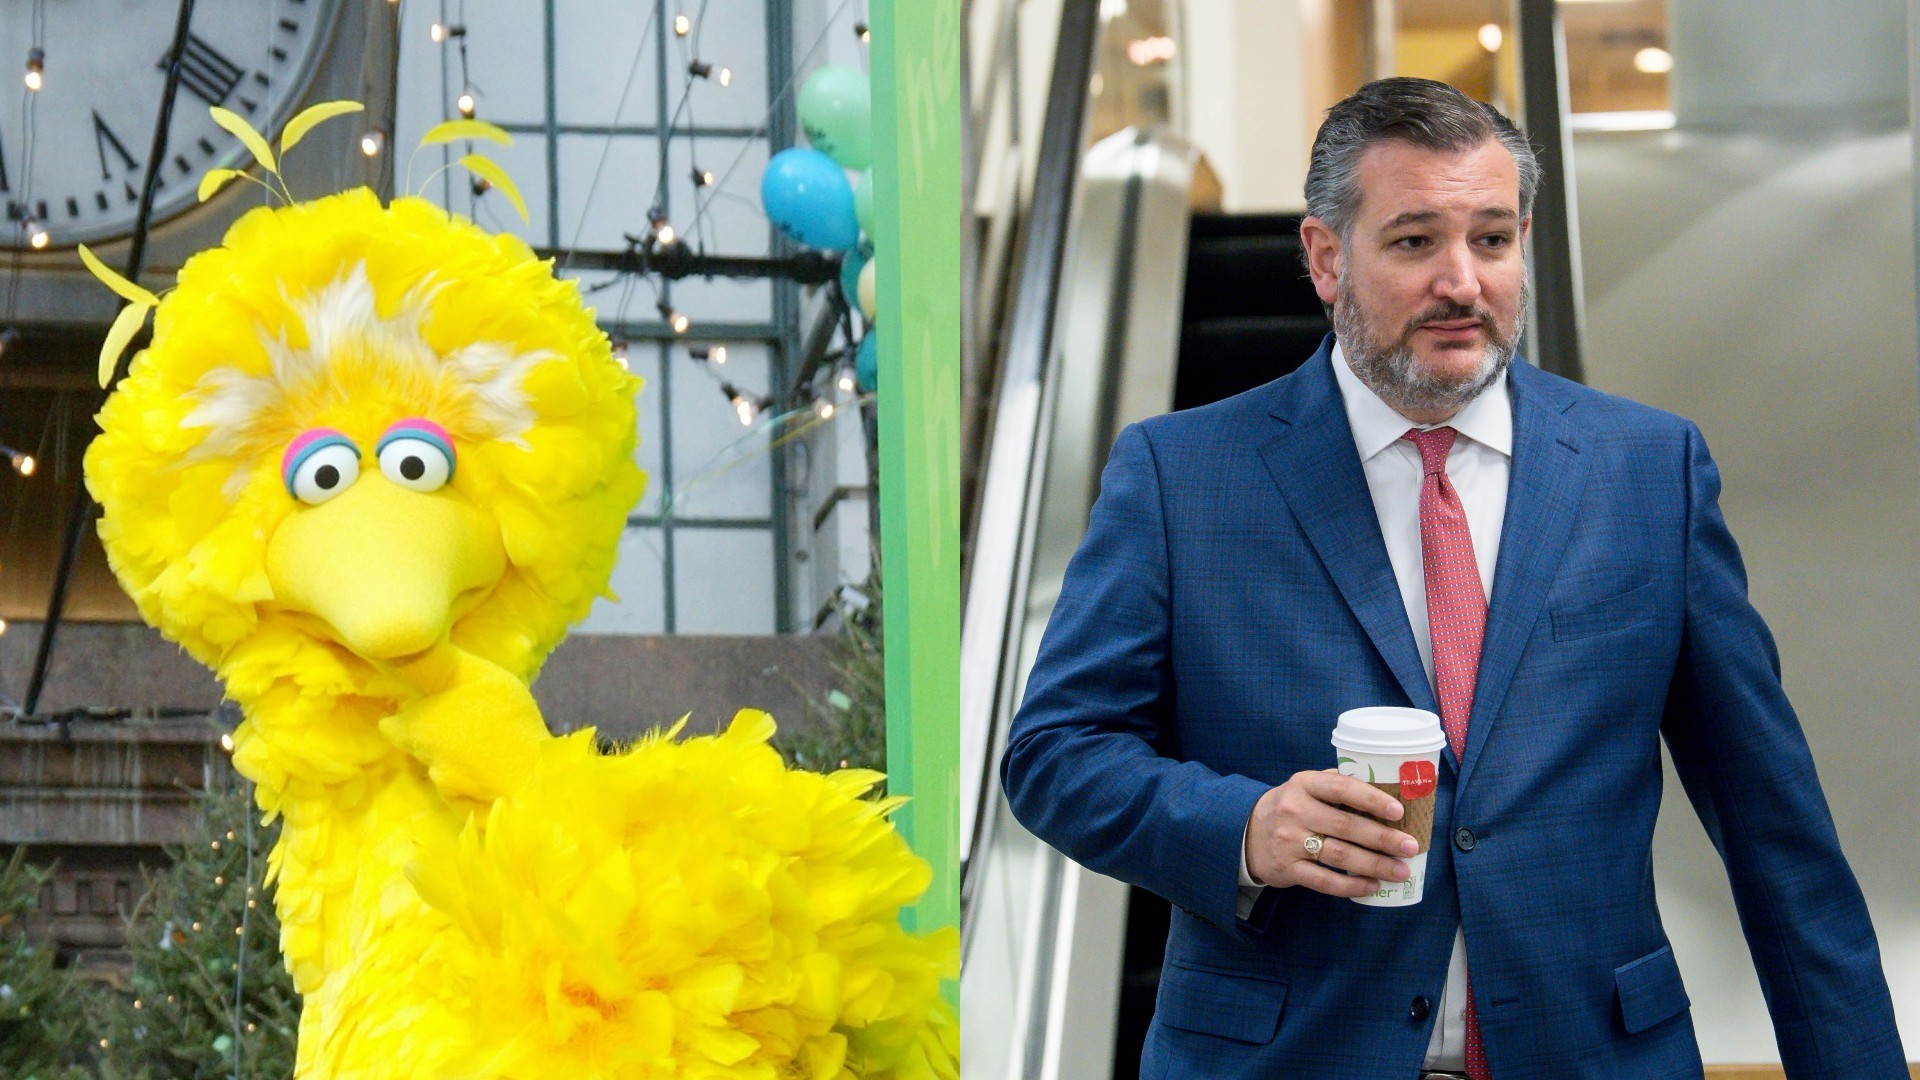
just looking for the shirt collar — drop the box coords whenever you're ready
[1330,340,1513,462]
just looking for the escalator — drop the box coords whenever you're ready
[1173,213,1330,411]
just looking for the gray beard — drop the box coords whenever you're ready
[1333,275,1527,416]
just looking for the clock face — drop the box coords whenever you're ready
[0,0,342,250]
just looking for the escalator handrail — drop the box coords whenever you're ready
[957,0,1102,943]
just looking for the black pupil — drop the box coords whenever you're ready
[400,456,426,481]
[315,464,339,489]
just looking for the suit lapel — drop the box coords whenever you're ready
[1258,344,1438,715]
[1457,360,1587,791]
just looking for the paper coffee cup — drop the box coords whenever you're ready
[1331,706,1446,907]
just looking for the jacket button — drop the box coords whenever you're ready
[1410,995,1431,1021]
[1454,827,1477,852]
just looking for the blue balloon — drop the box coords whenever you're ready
[761,147,859,251]
[839,241,872,306]
[855,331,878,393]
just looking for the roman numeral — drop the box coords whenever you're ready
[93,111,140,181]
[165,33,245,107]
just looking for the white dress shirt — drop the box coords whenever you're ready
[1237,342,1511,1071]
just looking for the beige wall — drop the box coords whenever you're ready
[1575,125,1920,1063]
[1184,0,1312,211]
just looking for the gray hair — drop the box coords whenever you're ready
[1304,77,1540,239]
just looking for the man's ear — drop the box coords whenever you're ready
[1300,216,1341,308]
[1519,214,1532,243]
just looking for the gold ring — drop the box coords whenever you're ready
[1303,834,1325,860]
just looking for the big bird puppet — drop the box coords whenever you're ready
[79,104,956,1079]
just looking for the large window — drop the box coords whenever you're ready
[396,0,803,633]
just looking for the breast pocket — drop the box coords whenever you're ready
[1153,960,1289,1044]
[1552,579,1658,642]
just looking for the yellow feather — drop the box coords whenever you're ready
[210,105,277,175]
[97,302,150,388]
[280,100,364,153]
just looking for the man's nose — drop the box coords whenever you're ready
[1430,242,1482,306]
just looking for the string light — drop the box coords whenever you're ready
[4,446,34,476]
[854,22,870,42]
[430,22,446,42]
[836,367,856,393]
[0,619,8,637]
[691,165,715,187]
[219,732,235,752]
[816,400,836,419]
[674,14,692,36]
[720,382,770,426]
[25,220,48,249]
[657,300,689,334]
[690,344,727,366]
[688,60,731,87]
[1477,23,1503,53]
[648,206,677,248]
[456,89,477,118]
[359,128,386,157]
[23,47,43,92]
[612,340,630,369]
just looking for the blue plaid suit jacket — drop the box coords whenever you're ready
[1001,337,1903,1078]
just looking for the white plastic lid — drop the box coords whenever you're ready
[1330,706,1446,755]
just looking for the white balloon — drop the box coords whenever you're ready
[857,258,877,319]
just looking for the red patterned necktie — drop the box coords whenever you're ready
[1405,427,1491,1080]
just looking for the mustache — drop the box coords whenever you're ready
[1410,302,1491,328]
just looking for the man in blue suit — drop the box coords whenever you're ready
[1000,78,1904,1078]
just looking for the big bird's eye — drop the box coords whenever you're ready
[376,420,455,492]
[282,431,361,505]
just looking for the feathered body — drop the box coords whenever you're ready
[83,189,955,1078]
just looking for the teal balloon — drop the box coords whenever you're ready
[798,66,873,169]
[761,147,860,250]
[853,168,874,236]
[839,242,872,305]
[855,332,878,393]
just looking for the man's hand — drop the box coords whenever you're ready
[1245,769,1420,897]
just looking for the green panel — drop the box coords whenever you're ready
[869,0,962,936]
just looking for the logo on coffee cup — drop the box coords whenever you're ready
[1399,759,1436,800]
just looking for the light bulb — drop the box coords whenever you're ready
[1477,23,1503,53]
[24,48,44,92]
[674,14,692,36]
[456,90,476,117]
[855,22,870,42]
[430,22,446,42]
[1634,47,1673,74]
[837,368,855,393]
[817,400,836,419]
[710,345,727,366]
[0,619,8,637]
[220,732,235,752]
[733,397,755,425]
[26,222,48,249]
[656,224,676,246]
[612,341,630,369]
[671,311,690,334]
[359,128,385,157]
[717,67,732,87]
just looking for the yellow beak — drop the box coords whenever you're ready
[264,472,506,660]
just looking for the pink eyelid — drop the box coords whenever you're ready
[282,428,355,479]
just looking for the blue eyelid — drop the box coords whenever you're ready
[281,430,359,494]
[376,420,457,479]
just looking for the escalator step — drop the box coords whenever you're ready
[1182,236,1323,322]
